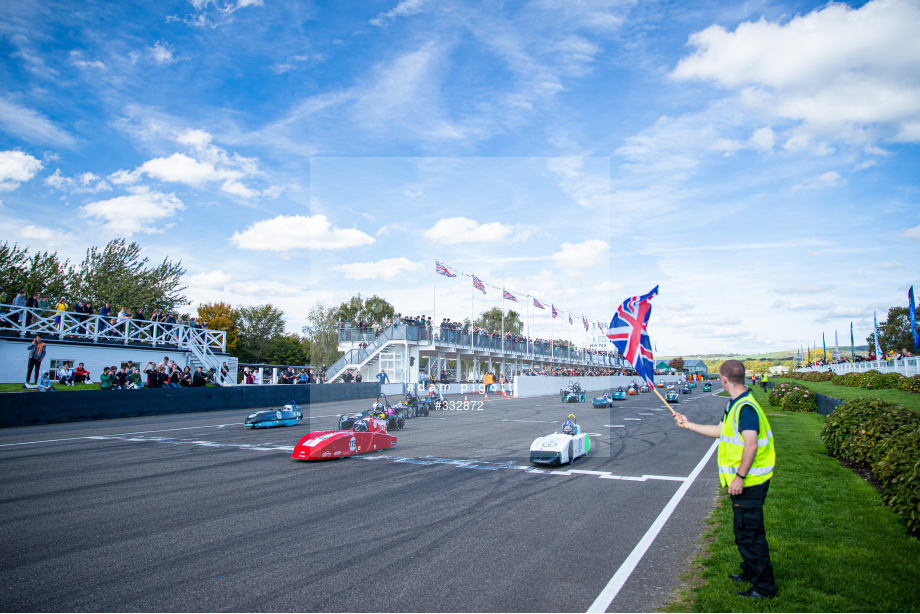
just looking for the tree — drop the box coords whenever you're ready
[235,304,286,363]
[867,306,919,355]
[332,293,399,325]
[471,307,523,335]
[70,238,187,313]
[197,301,239,353]
[668,356,685,372]
[0,242,72,302]
[304,304,343,369]
[265,333,310,366]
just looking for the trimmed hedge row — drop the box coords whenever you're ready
[768,380,817,412]
[821,398,920,536]
[782,370,920,393]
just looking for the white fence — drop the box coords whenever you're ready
[797,357,920,377]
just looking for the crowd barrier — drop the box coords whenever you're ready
[816,393,846,416]
[0,382,381,428]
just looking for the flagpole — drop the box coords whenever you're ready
[433,260,437,340]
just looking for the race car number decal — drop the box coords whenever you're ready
[349,437,357,452]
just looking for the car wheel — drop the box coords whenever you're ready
[396,416,405,431]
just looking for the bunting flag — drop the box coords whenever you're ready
[607,286,658,383]
[582,316,589,331]
[533,298,546,309]
[850,322,855,361]
[435,261,456,277]
[551,304,558,318]
[873,311,882,358]
[503,289,517,302]
[910,286,919,353]
[568,313,573,325]
[472,276,486,294]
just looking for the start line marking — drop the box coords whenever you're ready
[72,435,692,485]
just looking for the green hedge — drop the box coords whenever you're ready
[785,369,920,394]
[822,398,920,535]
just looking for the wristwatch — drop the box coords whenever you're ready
[737,473,746,480]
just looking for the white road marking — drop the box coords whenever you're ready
[501,419,558,423]
[623,418,641,421]
[604,425,625,428]
[638,413,655,416]
[85,435,295,452]
[0,423,242,447]
[587,439,719,613]
[354,454,690,482]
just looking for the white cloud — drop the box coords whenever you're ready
[0,150,43,191]
[173,0,264,28]
[792,170,843,192]
[0,99,78,149]
[149,41,179,65]
[69,50,106,70]
[546,157,610,209]
[44,169,109,193]
[122,129,263,198]
[901,225,920,240]
[18,224,73,241]
[424,217,518,244]
[80,186,185,236]
[672,0,920,143]
[370,0,429,26]
[552,239,609,267]
[138,153,239,186]
[333,257,423,280]
[774,283,836,295]
[230,214,375,251]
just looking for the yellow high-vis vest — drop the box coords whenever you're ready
[717,394,775,487]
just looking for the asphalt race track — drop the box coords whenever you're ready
[0,383,727,613]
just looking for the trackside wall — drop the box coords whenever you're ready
[0,382,381,428]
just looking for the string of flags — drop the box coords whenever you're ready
[435,259,608,332]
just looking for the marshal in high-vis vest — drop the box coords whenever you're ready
[672,359,778,600]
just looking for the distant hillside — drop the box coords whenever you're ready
[659,346,870,362]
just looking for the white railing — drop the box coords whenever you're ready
[0,304,229,382]
[797,357,920,376]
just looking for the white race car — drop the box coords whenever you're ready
[529,414,590,465]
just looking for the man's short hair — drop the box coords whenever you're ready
[719,359,746,385]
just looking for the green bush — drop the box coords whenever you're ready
[781,387,818,412]
[872,426,920,535]
[895,374,920,394]
[822,398,920,535]
[768,381,800,407]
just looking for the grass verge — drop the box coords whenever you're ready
[662,408,920,612]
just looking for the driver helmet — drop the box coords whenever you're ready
[373,401,383,412]
[562,420,576,435]
[353,419,368,432]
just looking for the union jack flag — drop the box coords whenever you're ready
[435,261,456,277]
[607,286,659,384]
[552,304,558,318]
[582,316,588,331]
[503,290,517,302]
[533,298,546,309]
[568,313,573,325]
[472,276,486,294]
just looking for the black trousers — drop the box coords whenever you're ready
[731,480,777,595]
[26,358,42,384]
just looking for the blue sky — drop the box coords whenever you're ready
[1,0,918,356]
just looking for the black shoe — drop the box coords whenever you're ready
[728,574,749,583]
[737,588,776,599]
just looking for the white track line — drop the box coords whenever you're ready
[586,439,719,613]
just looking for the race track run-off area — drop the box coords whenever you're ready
[0,386,727,612]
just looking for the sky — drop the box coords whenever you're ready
[1,0,919,356]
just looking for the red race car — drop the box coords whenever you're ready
[291,416,397,461]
